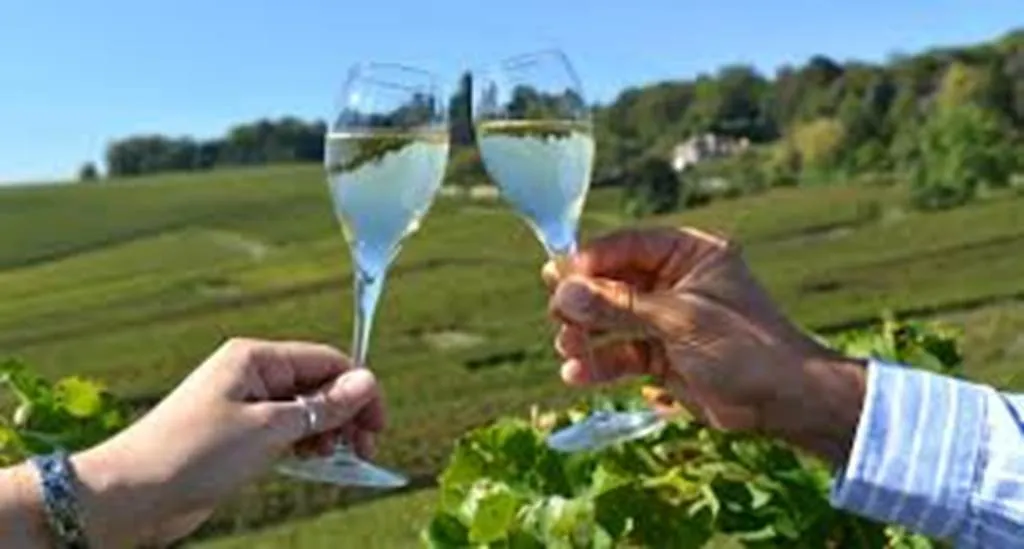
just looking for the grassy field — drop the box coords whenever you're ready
[2,167,1024,547]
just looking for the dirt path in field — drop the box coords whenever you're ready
[203,229,272,261]
[422,330,486,350]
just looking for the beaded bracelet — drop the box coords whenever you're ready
[29,451,90,549]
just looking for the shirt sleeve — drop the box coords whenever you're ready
[828,359,1024,547]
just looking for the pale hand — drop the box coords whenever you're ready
[14,338,384,548]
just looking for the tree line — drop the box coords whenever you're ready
[89,73,476,179]
[88,28,1024,211]
[602,27,1024,212]
[92,118,327,178]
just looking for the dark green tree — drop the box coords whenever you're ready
[910,104,1014,210]
[448,72,475,146]
[621,157,683,217]
[78,162,99,182]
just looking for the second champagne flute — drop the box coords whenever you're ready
[472,49,665,453]
[277,62,450,487]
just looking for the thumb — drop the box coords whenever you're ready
[551,275,668,336]
[253,369,379,448]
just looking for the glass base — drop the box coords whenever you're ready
[546,410,665,453]
[277,445,408,488]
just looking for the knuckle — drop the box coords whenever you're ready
[682,227,744,267]
[222,337,258,359]
[250,405,280,431]
[711,231,742,257]
[308,342,348,369]
[248,406,292,445]
[681,226,733,250]
[608,281,634,311]
[722,236,743,256]
[320,343,348,364]
[221,337,277,372]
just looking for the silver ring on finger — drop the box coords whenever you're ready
[295,394,321,438]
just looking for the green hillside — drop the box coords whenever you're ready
[3,166,1024,547]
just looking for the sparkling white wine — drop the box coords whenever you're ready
[476,120,595,256]
[325,130,449,272]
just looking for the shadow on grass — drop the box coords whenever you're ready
[186,472,440,545]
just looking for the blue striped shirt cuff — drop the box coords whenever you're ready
[829,359,987,540]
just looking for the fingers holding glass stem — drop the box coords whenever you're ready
[277,387,406,487]
[546,319,669,453]
[286,389,378,460]
[547,263,652,383]
[277,371,407,488]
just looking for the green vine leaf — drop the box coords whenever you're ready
[422,512,469,548]
[0,357,128,465]
[55,377,104,418]
[424,316,953,548]
[462,480,521,544]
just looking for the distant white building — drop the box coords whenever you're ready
[671,133,749,172]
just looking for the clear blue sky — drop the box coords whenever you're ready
[1,0,1020,184]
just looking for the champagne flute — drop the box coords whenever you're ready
[472,50,665,453]
[277,63,450,486]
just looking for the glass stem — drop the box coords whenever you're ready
[352,266,385,369]
[326,266,385,459]
[548,238,578,278]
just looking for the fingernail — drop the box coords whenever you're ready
[558,279,595,321]
[330,369,375,404]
